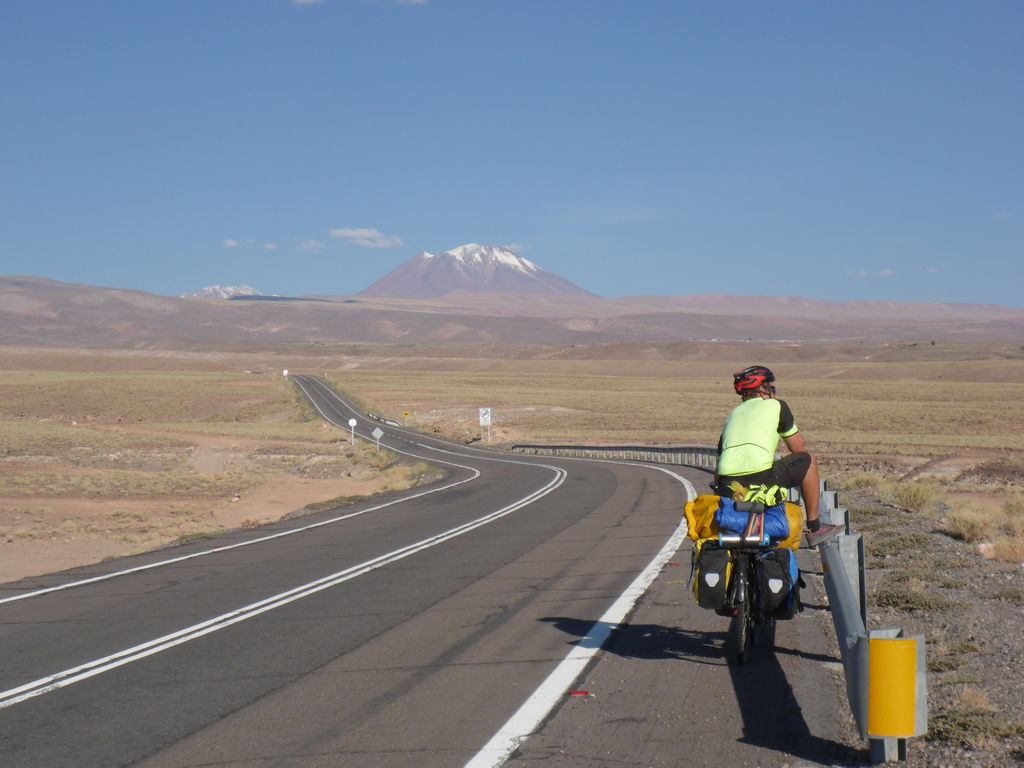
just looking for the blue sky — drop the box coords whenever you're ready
[2,1,1022,306]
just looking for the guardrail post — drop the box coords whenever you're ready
[866,629,926,762]
[834,532,867,627]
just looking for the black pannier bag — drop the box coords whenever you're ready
[758,548,801,619]
[692,540,731,610]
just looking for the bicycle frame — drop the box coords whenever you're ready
[723,540,775,665]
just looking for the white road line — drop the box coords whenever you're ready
[2,376,552,606]
[0,458,482,606]
[464,469,696,768]
[0,466,567,710]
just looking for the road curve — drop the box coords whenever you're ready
[0,375,706,768]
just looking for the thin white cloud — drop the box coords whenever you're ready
[331,227,404,248]
[876,268,895,277]
[396,0,429,5]
[925,266,939,274]
[853,268,896,279]
[292,0,324,5]
[225,238,279,251]
[298,238,327,252]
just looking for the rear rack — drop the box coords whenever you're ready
[717,535,773,551]
[717,503,773,548]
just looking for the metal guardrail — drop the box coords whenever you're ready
[818,492,927,763]
[508,444,926,763]
[510,444,719,469]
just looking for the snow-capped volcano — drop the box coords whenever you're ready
[180,285,262,300]
[359,244,594,298]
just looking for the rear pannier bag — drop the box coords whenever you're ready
[758,548,801,619]
[692,540,731,610]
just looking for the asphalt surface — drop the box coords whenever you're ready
[0,375,858,768]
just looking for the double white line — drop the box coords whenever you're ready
[0,376,496,606]
[0,466,566,710]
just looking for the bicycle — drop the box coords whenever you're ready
[689,491,802,665]
[718,501,775,665]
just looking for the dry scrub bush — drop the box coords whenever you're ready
[1003,494,1024,535]
[928,709,1022,748]
[834,471,882,492]
[0,422,189,459]
[885,479,942,513]
[956,685,998,712]
[873,580,959,612]
[993,588,1024,605]
[989,536,1024,563]
[943,505,998,542]
[0,471,256,499]
[942,495,1024,563]
[928,639,983,672]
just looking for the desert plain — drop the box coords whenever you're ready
[3,338,1024,764]
[2,338,1022,583]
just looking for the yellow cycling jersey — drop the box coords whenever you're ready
[717,397,798,476]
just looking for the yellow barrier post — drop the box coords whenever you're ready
[867,630,927,762]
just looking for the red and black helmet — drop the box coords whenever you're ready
[733,365,775,395]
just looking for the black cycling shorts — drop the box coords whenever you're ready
[717,451,812,494]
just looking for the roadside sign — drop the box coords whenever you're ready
[348,418,357,443]
[479,407,492,443]
[371,426,384,452]
[348,418,357,427]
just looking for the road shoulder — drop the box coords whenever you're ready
[508,544,864,768]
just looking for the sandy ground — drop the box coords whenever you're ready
[2,442,1010,584]
[0,430,391,584]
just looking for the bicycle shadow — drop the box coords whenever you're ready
[539,617,728,666]
[723,619,863,764]
[540,616,864,766]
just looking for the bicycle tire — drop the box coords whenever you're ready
[747,561,774,653]
[732,555,751,665]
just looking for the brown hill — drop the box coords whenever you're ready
[1,275,1022,351]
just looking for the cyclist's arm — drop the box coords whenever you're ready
[783,431,806,454]
[777,399,802,454]
[714,432,724,484]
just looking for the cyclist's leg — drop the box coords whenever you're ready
[771,453,819,520]
[801,455,821,521]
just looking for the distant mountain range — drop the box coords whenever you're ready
[359,244,595,298]
[3,248,1024,349]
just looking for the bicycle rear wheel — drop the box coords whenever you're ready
[731,555,751,665]
[733,595,750,664]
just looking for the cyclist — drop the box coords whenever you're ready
[714,365,843,548]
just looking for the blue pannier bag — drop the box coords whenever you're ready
[715,498,791,539]
[758,548,802,619]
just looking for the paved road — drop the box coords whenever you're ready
[0,375,856,767]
